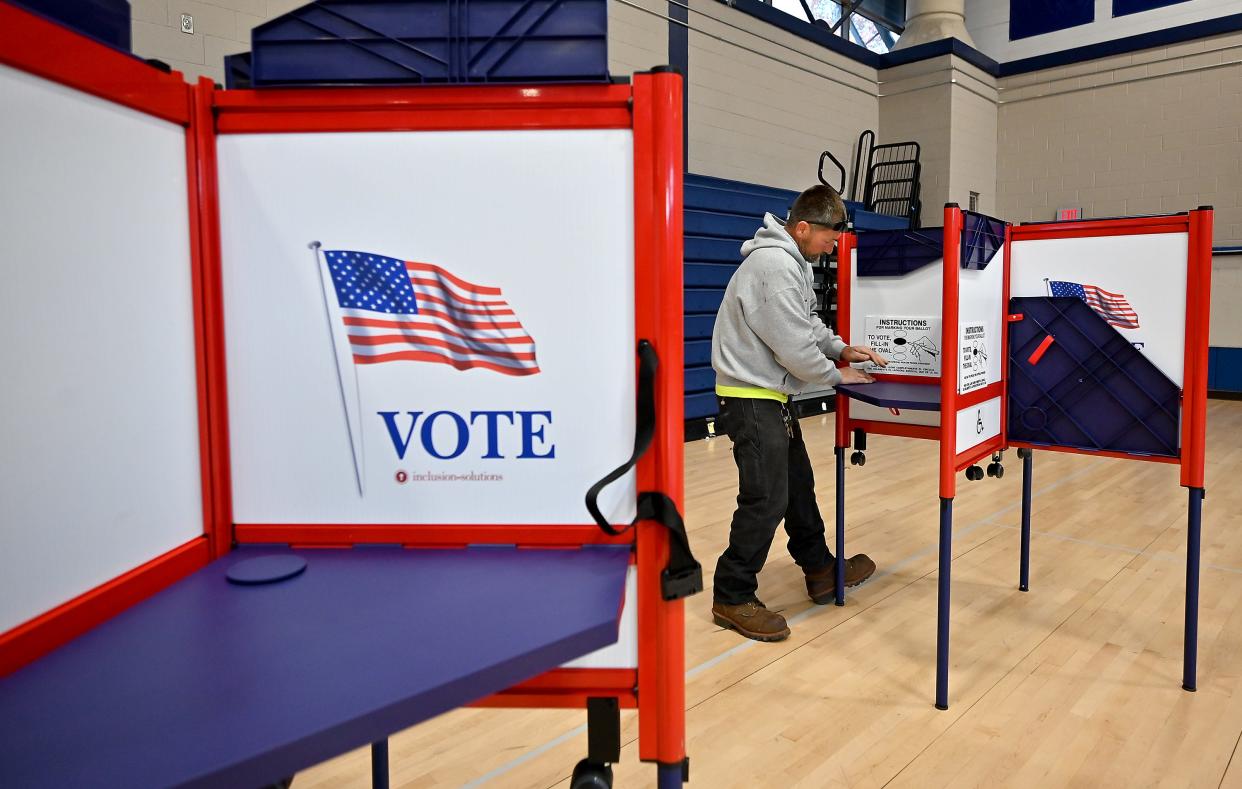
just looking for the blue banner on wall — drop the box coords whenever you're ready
[1114,0,1189,17]
[1010,0,1094,40]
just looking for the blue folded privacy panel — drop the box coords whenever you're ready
[1008,296,1180,457]
[856,227,945,277]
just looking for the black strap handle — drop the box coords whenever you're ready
[585,340,703,600]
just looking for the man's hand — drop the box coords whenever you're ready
[841,345,888,367]
[838,367,875,384]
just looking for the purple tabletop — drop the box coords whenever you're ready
[0,545,629,788]
[835,381,941,412]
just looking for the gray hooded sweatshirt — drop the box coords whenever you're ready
[712,213,847,398]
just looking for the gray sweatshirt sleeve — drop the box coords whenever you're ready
[748,287,843,387]
[810,310,848,360]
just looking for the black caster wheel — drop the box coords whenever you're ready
[1016,447,1031,460]
[966,465,983,481]
[986,463,998,477]
[850,451,866,466]
[571,759,613,789]
[993,464,1005,479]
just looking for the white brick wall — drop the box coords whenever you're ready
[880,78,952,226]
[1212,254,1242,346]
[686,0,878,191]
[875,55,1000,226]
[129,0,277,85]
[996,33,1242,245]
[608,0,668,76]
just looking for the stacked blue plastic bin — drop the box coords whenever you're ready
[10,0,131,52]
[248,0,609,85]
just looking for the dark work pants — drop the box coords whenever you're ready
[713,396,834,605]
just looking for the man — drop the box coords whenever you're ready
[710,183,887,642]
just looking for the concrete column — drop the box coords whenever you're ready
[891,0,974,50]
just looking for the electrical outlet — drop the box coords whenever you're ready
[180,14,194,34]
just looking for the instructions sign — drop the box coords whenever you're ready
[959,322,989,393]
[864,315,941,376]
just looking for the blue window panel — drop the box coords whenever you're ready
[1114,0,1188,17]
[1213,347,1242,392]
[857,0,905,30]
[1010,0,1094,41]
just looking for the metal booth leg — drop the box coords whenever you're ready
[371,740,389,789]
[572,697,619,788]
[1184,487,1204,692]
[657,762,687,789]
[835,446,846,606]
[1020,449,1033,592]
[935,497,953,710]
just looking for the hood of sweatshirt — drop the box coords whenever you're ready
[740,213,809,265]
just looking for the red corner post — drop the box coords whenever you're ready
[193,78,236,558]
[1000,223,1013,449]
[632,70,687,773]
[1181,208,1213,489]
[835,231,854,448]
[939,205,963,499]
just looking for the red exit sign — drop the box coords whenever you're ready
[1056,207,1083,221]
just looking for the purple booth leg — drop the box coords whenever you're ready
[1184,487,1204,692]
[1020,450,1033,592]
[658,762,683,788]
[372,740,388,789]
[835,446,846,606]
[935,497,953,710]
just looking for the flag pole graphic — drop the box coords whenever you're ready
[310,241,365,496]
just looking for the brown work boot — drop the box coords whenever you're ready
[805,554,877,604]
[711,600,790,642]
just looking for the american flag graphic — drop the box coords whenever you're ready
[323,250,540,376]
[1049,280,1140,329]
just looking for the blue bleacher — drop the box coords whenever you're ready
[682,175,798,420]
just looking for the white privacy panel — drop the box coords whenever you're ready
[0,64,203,634]
[956,244,1006,393]
[218,129,637,525]
[956,397,1002,454]
[849,249,944,378]
[1010,233,1188,387]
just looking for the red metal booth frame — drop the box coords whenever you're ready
[832,203,1212,709]
[0,2,690,776]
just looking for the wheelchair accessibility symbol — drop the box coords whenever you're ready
[976,411,984,435]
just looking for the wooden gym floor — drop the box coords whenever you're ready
[298,398,1242,788]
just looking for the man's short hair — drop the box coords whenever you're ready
[787,184,847,227]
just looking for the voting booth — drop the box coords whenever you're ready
[832,204,1213,709]
[0,4,695,787]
